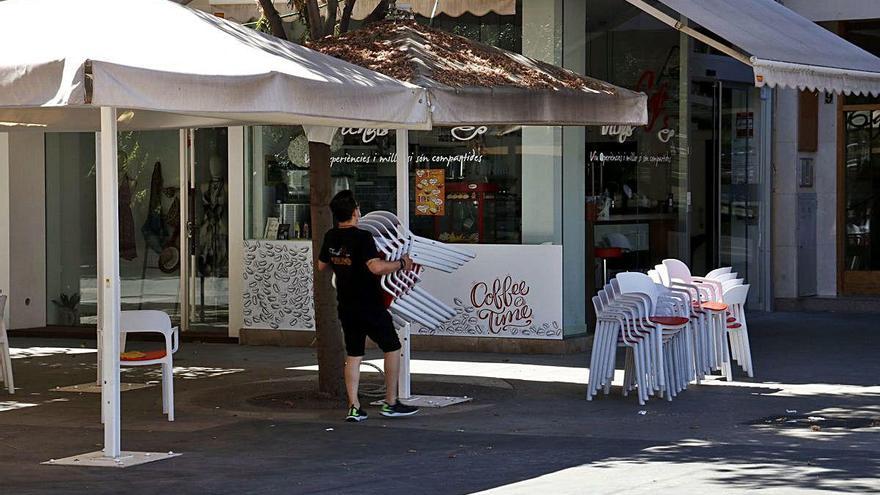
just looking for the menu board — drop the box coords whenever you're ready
[414,169,445,216]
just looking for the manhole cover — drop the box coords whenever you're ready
[748,415,880,430]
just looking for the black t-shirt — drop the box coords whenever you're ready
[318,227,385,313]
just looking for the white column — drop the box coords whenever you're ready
[98,107,122,459]
[561,0,587,335]
[0,133,9,318]
[227,127,245,338]
[395,129,411,400]
[522,0,563,245]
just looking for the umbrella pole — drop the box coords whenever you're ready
[95,134,104,389]
[395,129,411,400]
[98,107,122,459]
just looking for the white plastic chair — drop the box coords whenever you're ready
[723,284,754,378]
[705,267,733,279]
[0,295,14,394]
[120,310,179,421]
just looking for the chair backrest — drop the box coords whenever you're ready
[722,278,744,292]
[662,258,693,284]
[705,267,733,279]
[714,272,738,283]
[654,264,671,286]
[615,272,660,307]
[0,294,6,318]
[120,310,172,333]
[647,269,662,284]
[722,284,750,305]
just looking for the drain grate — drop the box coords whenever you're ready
[748,415,880,430]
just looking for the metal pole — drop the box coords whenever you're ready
[395,129,411,399]
[98,107,121,458]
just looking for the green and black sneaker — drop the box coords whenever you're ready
[379,400,419,418]
[345,405,368,422]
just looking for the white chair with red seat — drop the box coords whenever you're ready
[0,295,14,394]
[723,284,754,378]
[120,310,179,421]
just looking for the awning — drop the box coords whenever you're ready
[309,20,647,127]
[0,0,430,131]
[626,0,880,96]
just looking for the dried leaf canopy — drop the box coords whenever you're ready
[309,20,619,94]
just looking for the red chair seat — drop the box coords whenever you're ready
[727,323,742,329]
[649,316,689,326]
[701,302,728,312]
[121,349,167,362]
[727,316,737,323]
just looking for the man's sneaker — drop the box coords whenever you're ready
[345,405,368,422]
[380,400,419,418]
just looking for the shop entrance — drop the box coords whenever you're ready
[690,80,768,307]
[839,104,880,295]
[180,128,229,335]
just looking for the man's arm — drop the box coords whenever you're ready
[317,260,330,272]
[367,255,413,276]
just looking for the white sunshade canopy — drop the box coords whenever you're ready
[0,0,430,131]
[631,0,880,96]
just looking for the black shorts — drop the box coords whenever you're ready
[339,308,401,357]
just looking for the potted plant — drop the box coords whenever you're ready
[52,292,81,326]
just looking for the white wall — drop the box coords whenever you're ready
[772,89,799,299]
[815,94,839,296]
[784,0,880,21]
[3,132,47,329]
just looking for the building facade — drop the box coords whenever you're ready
[1,0,878,351]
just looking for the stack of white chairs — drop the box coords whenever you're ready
[588,260,755,404]
[359,211,475,330]
[588,272,692,405]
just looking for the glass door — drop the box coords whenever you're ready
[840,106,880,294]
[181,128,229,335]
[691,81,767,307]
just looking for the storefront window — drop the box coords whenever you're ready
[585,4,688,284]
[245,126,397,240]
[408,126,525,244]
[45,131,182,326]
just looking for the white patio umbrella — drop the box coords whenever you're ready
[0,0,429,467]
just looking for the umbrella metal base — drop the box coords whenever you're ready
[53,382,153,393]
[43,450,180,468]
[370,395,473,408]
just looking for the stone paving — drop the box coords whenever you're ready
[0,311,877,494]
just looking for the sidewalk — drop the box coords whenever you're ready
[0,312,877,494]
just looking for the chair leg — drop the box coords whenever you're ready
[164,361,174,422]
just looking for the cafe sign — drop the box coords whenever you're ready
[414,245,563,340]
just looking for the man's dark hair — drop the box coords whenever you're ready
[330,190,358,223]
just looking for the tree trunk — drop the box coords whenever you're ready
[256,0,287,39]
[309,141,346,397]
[339,0,357,34]
[305,0,325,39]
[323,0,339,38]
[364,0,390,23]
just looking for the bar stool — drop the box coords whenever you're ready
[595,247,623,284]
